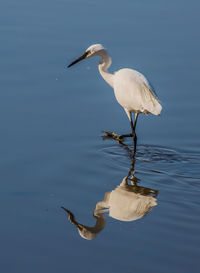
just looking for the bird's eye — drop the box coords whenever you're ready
[86,50,91,56]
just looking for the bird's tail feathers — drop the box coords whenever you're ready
[142,84,162,115]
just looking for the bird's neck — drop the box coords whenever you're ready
[98,51,114,88]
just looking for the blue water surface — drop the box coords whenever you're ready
[0,0,200,272]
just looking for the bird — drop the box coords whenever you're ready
[67,44,162,145]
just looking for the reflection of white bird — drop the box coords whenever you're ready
[95,177,157,222]
[61,206,106,240]
[68,44,162,141]
[61,176,158,240]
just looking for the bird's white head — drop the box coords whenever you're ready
[85,44,106,57]
[67,43,107,68]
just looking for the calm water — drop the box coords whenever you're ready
[1,0,200,272]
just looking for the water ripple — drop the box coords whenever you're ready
[100,143,200,192]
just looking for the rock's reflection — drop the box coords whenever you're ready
[62,144,158,240]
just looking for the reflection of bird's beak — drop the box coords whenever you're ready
[67,52,88,68]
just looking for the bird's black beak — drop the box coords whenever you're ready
[67,52,88,68]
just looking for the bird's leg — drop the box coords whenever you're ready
[132,113,138,154]
[118,113,138,138]
[103,113,139,144]
[132,113,139,137]
[115,112,134,139]
[119,113,138,153]
[102,131,125,142]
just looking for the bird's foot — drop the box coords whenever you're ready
[120,133,134,138]
[102,131,124,142]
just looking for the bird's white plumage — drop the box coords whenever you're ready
[68,43,162,133]
[86,44,105,54]
[113,68,162,116]
[84,44,162,118]
[96,176,157,222]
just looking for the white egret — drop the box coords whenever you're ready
[68,44,162,142]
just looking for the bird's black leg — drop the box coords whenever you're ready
[102,131,127,142]
[119,113,138,138]
[103,113,139,147]
[131,113,138,154]
[132,113,139,136]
